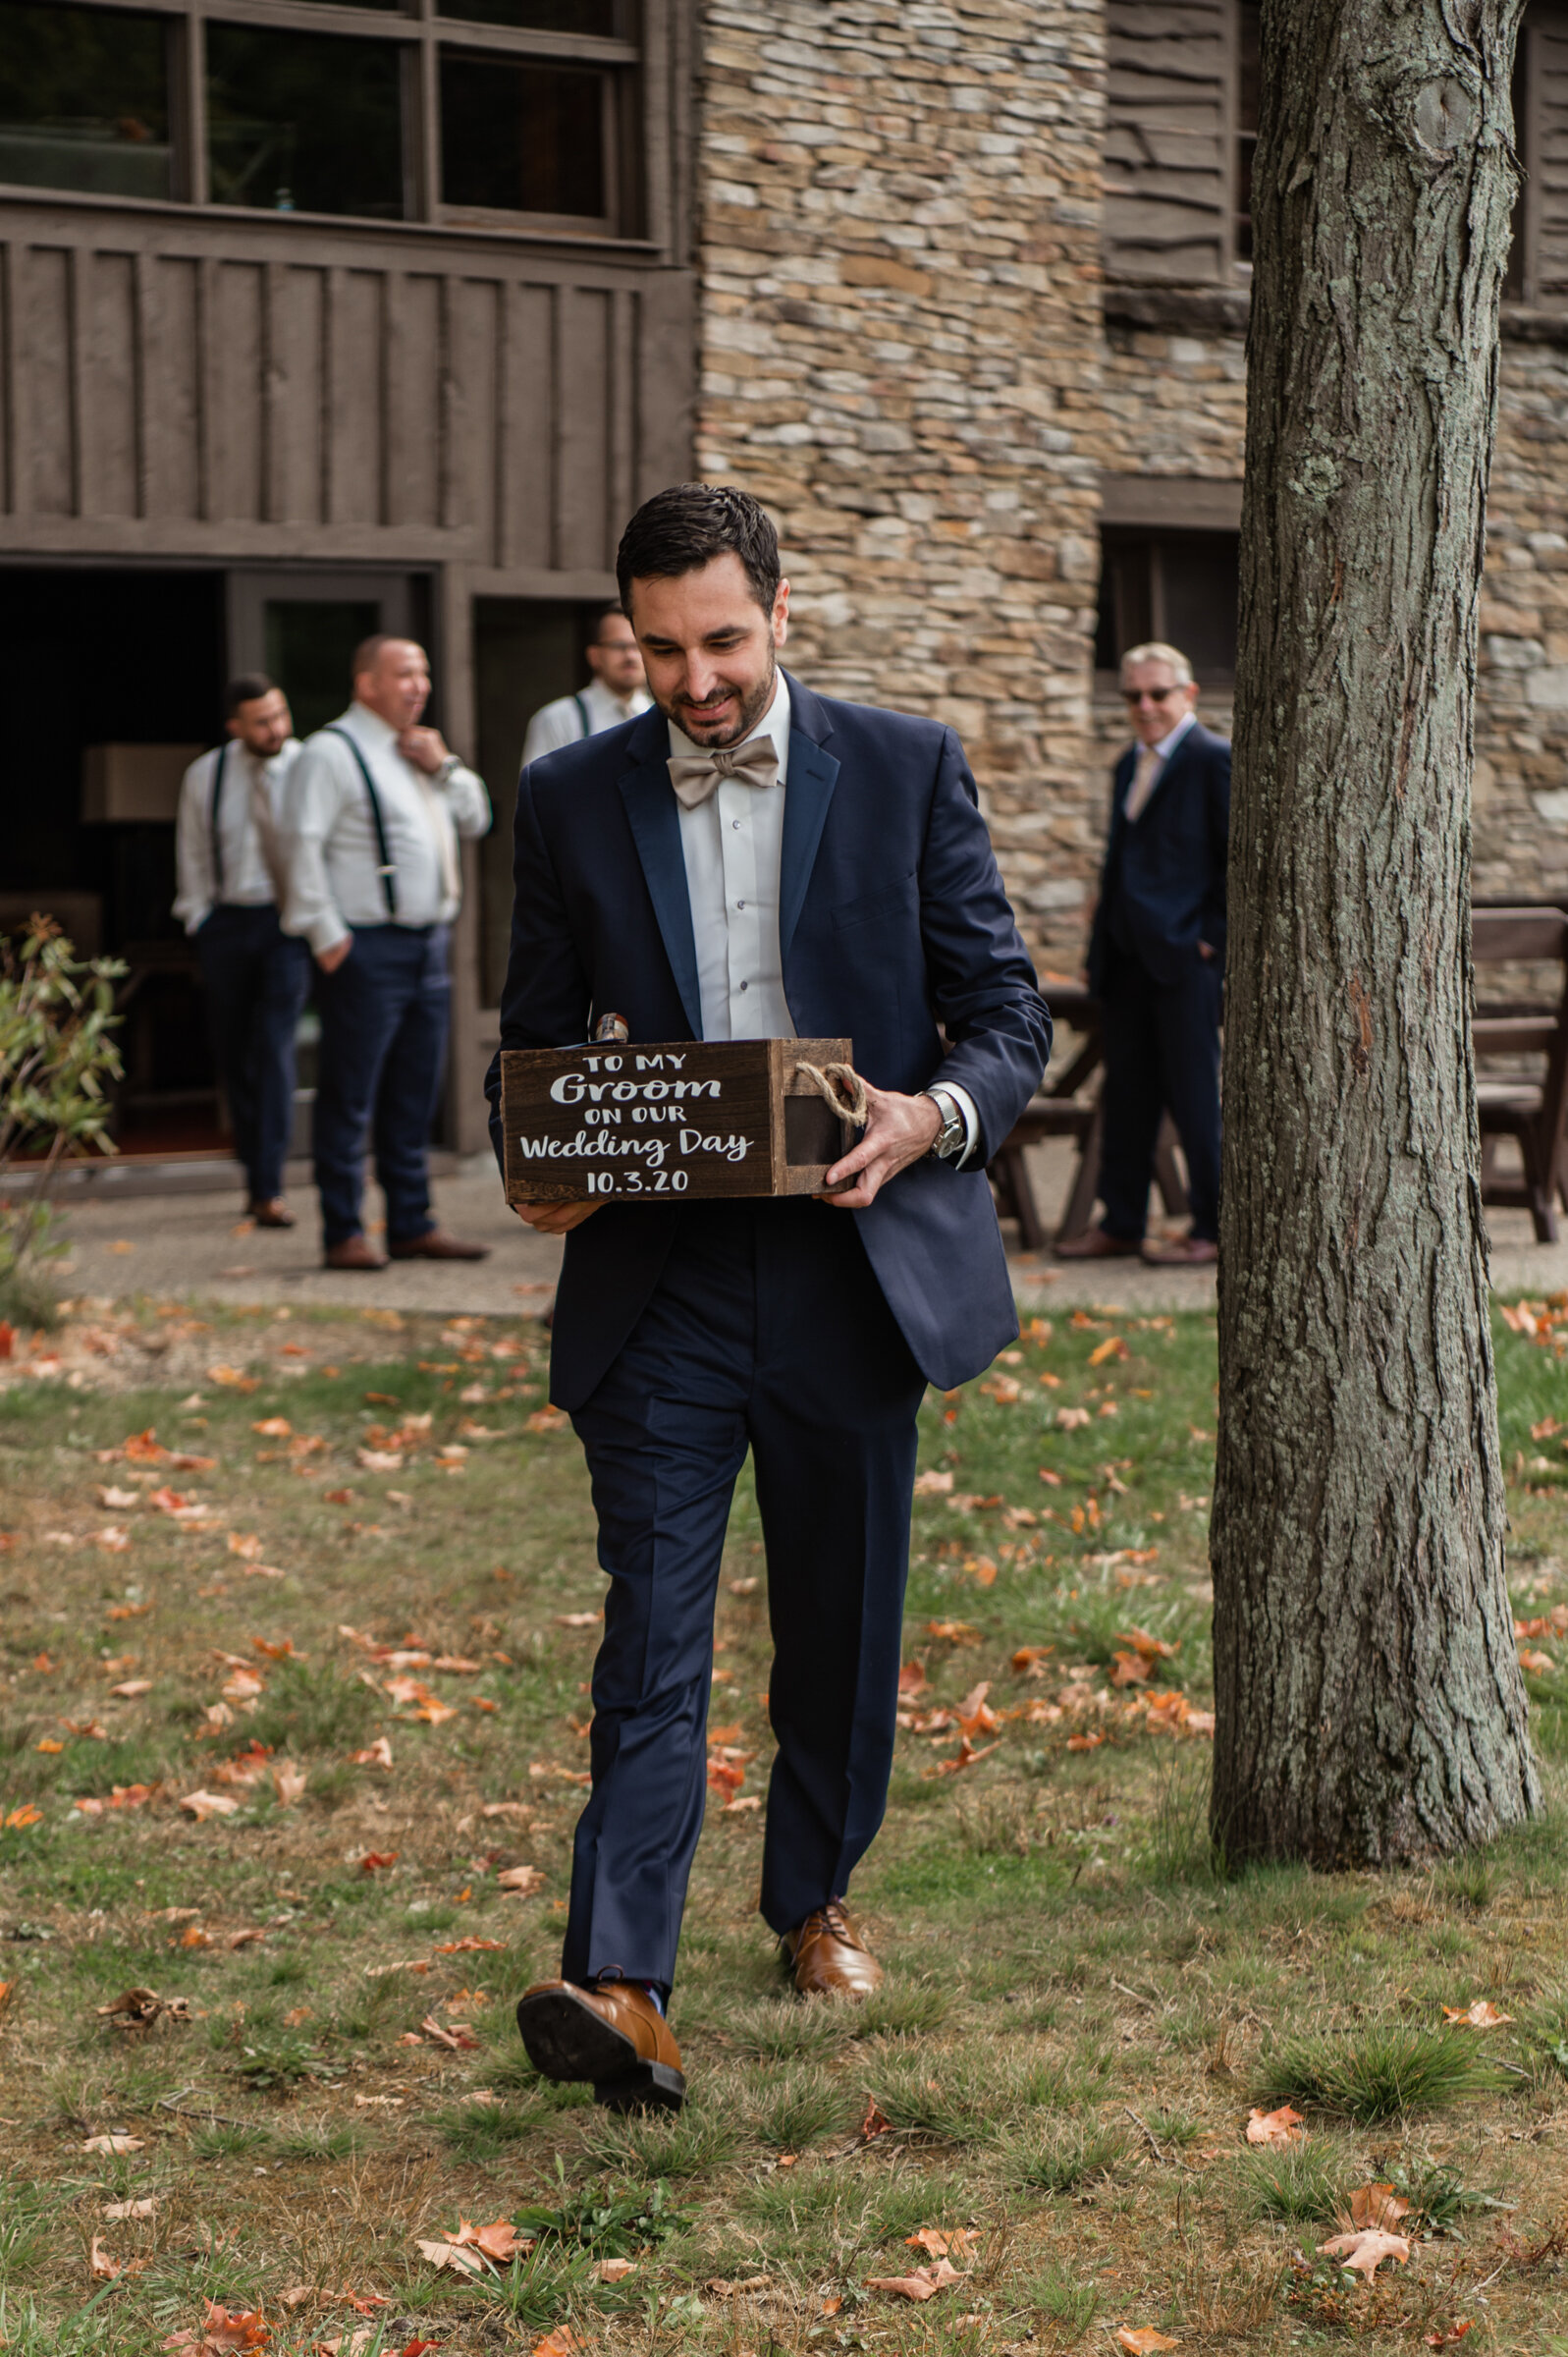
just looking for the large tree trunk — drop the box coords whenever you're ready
[1212,0,1539,1865]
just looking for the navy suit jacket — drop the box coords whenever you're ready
[485,673,1052,1409]
[1087,721,1231,994]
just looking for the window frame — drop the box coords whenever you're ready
[0,0,646,241]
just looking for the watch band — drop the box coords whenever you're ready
[922,1085,966,1163]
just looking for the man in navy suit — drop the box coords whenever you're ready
[1059,640,1230,1268]
[487,484,1049,2110]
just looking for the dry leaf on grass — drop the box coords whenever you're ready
[1116,2332,1179,2354]
[1318,2228,1411,2277]
[860,2096,893,2140]
[1441,1999,1513,2029]
[81,2133,145,2154]
[416,2216,521,2275]
[905,2227,980,2259]
[1347,2183,1412,2231]
[351,1737,394,1769]
[162,2304,270,2353]
[864,2257,964,2301]
[913,1468,953,1494]
[419,2012,480,2052]
[179,1790,241,1821]
[270,1761,307,1808]
[97,1987,190,2029]
[1246,2105,1306,2145]
[497,1864,544,1895]
[531,2331,580,2357]
[103,2197,158,2220]
[595,2258,637,2281]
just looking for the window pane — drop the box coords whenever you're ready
[440,1,620,32]
[441,53,606,217]
[207,26,404,219]
[1158,536,1239,677]
[265,601,380,740]
[0,2,171,202]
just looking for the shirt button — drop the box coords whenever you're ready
[739,979,748,992]
[736,900,745,910]
[731,819,741,830]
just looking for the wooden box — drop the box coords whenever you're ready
[501,1036,857,1204]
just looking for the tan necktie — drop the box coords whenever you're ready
[1124,743,1163,824]
[414,771,462,907]
[667,735,780,809]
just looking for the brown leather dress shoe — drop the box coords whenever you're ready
[387,1231,491,1262]
[1141,1232,1218,1266]
[1054,1226,1143,1261]
[784,1901,884,1999]
[515,1978,684,2111]
[323,1234,387,1272]
[249,1198,296,1230]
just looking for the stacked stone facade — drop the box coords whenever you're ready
[693,3,1568,975]
[694,0,1107,975]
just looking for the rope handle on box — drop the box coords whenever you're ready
[793,1059,870,1129]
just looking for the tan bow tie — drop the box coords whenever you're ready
[667,734,780,809]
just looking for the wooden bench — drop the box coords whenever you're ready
[1474,905,1568,1242]
[987,984,1188,1249]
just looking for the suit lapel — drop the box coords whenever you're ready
[617,728,702,1038]
[1133,724,1200,820]
[779,671,839,961]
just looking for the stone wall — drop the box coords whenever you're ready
[693,0,1108,975]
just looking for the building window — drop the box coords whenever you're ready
[0,1,172,202]
[441,0,622,29]
[207,26,406,219]
[1096,529,1240,684]
[441,53,609,220]
[1235,0,1260,265]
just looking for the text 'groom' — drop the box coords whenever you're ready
[487,483,1051,2109]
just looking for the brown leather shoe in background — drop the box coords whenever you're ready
[1141,1232,1218,1266]
[387,1230,490,1261]
[324,1234,386,1272]
[249,1197,296,1229]
[515,1978,685,2110]
[784,1901,884,1999]
[1054,1226,1142,1262]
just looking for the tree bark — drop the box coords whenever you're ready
[1212,0,1540,1865]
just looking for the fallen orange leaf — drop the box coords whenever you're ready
[1441,1999,1513,2029]
[1245,2105,1305,2145]
[864,2258,964,2302]
[1319,2228,1411,2277]
[1347,2183,1412,2230]
[1115,2332,1179,2355]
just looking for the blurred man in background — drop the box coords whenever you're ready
[174,674,308,1228]
[1060,640,1229,1268]
[280,636,491,1272]
[521,606,651,764]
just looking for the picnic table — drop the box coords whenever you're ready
[987,982,1187,1251]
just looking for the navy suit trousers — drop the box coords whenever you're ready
[311,923,449,1248]
[564,1196,927,1993]
[194,904,310,1204]
[1098,940,1222,1242]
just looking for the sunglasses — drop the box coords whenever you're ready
[1121,685,1183,706]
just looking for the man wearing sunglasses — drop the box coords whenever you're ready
[1058,641,1229,1267]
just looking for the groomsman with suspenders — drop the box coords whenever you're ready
[520,607,652,766]
[278,635,493,1272]
[174,675,309,1226]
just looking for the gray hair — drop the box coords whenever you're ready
[1120,640,1194,687]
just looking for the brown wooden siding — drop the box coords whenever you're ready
[1104,0,1232,286]
[0,200,694,569]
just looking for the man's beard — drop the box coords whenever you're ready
[661,650,777,749]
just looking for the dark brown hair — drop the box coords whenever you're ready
[616,483,781,617]
[224,673,278,718]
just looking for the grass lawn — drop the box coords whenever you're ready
[1,1288,1568,2355]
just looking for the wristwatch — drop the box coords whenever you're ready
[921,1085,967,1163]
[435,753,461,786]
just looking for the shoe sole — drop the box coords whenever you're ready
[515,1989,685,2111]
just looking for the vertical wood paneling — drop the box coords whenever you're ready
[1105,0,1230,285]
[19,247,75,516]
[1535,8,1568,299]
[145,256,201,521]
[0,245,16,516]
[81,250,137,518]
[210,261,265,521]
[635,268,695,499]
[330,268,388,525]
[502,281,556,571]
[390,272,442,527]
[448,276,501,553]
[270,265,326,524]
[557,284,612,569]
[608,285,635,544]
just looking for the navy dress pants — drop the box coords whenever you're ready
[1097,938,1222,1243]
[564,1197,927,1995]
[194,904,310,1204]
[311,923,449,1249]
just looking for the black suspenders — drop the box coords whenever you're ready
[324,725,398,919]
[209,740,231,899]
[573,692,591,739]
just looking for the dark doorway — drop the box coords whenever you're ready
[0,566,226,1154]
[474,595,617,1007]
